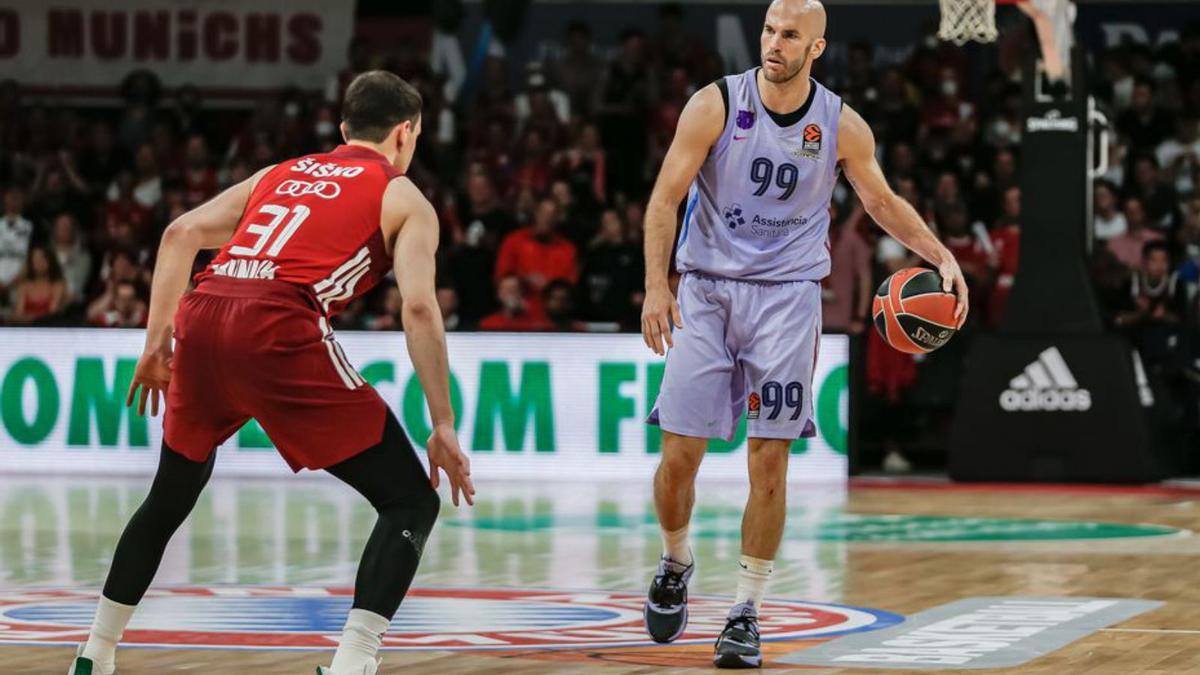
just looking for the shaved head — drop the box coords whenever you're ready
[769,0,827,38]
[761,0,828,83]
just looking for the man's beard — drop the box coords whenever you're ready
[762,51,808,84]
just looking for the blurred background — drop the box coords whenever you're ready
[0,0,1196,476]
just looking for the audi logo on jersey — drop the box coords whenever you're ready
[276,180,341,199]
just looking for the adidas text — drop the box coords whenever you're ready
[999,346,1093,412]
[1000,388,1092,411]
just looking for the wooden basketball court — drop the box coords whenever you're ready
[3,476,1199,673]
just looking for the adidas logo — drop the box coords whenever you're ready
[999,347,1092,412]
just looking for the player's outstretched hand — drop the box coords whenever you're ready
[938,256,970,328]
[641,285,684,356]
[426,424,475,507]
[126,347,172,417]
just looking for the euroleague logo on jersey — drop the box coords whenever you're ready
[793,123,822,160]
[276,179,341,199]
[0,587,900,651]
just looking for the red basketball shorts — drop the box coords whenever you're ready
[163,277,387,471]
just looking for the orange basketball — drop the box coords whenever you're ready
[871,267,958,354]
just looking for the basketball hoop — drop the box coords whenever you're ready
[937,0,1001,45]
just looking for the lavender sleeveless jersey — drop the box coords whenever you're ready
[675,70,842,281]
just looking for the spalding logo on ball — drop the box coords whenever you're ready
[872,268,958,353]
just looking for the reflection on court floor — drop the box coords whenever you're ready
[0,477,851,598]
[3,477,1199,673]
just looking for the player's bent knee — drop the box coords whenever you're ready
[747,442,790,487]
[414,485,440,531]
[659,449,703,481]
[373,482,440,556]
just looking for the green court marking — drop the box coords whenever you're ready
[444,512,1185,542]
[810,514,1183,542]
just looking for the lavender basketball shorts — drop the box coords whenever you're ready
[648,273,822,442]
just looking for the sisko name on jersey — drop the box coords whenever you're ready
[211,258,279,280]
[290,157,365,178]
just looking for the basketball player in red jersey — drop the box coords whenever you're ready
[67,71,473,675]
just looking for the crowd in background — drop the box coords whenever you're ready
[0,5,1197,465]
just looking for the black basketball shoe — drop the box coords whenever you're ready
[713,602,761,669]
[643,555,694,643]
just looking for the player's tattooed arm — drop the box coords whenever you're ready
[838,104,969,325]
[641,83,724,355]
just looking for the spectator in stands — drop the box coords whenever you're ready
[220,158,253,191]
[1118,78,1173,148]
[513,62,570,141]
[333,297,367,330]
[937,201,995,324]
[31,158,89,226]
[94,248,147,300]
[867,234,921,473]
[511,128,554,197]
[555,122,607,211]
[552,21,604,118]
[49,213,91,305]
[0,185,33,307]
[461,168,517,244]
[871,68,919,147]
[1157,117,1199,197]
[114,144,162,211]
[887,142,919,184]
[171,85,206,139]
[1128,154,1179,231]
[87,279,147,328]
[437,287,463,331]
[1114,241,1185,373]
[312,106,341,154]
[989,186,1021,327]
[938,201,993,294]
[115,70,161,153]
[649,66,692,170]
[11,244,67,324]
[1094,180,1128,241]
[181,134,218,208]
[366,287,403,331]
[596,29,651,199]
[650,2,705,76]
[78,121,125,193]
[1177,197,1200,287]
[495,197,578,307]
[932,172,963,221]
[1108,196,1164,270]
[446,169,510,321]
[479,276,547,331]
[823,201,872,334]
[104,170,153,243]
[579,208,641,326]
[543,279,586,332]
[548,178,594,247]
[921,66,973,132]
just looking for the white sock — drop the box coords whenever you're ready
[661,525,692,566]
[734,555,773,610]
[330,608,390,673]
[81,596,136,675]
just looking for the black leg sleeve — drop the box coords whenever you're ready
[102,444,216,605]
[325,410,440,619]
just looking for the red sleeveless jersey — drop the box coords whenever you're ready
[197,144,401,316]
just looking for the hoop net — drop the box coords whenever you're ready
[938,0,999,45]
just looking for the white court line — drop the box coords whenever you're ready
[1102,628,1200,635]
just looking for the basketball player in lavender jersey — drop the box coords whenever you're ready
[640,0,967,667]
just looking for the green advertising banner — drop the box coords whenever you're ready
[0,330,848,482]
